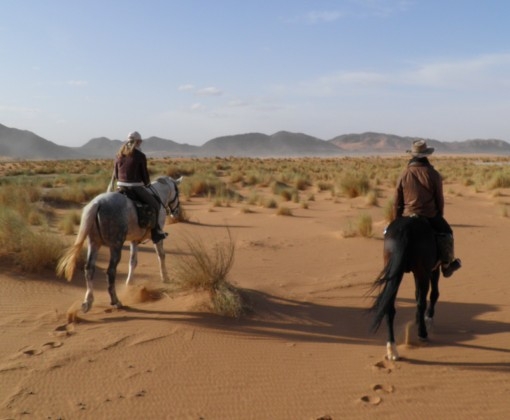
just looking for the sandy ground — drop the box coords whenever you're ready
[1,179,510,420]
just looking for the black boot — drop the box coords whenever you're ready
[442,259,462,278]
[151,226,167,244]
[437,233,461,277]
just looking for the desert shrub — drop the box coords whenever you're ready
[180,173,226,199]
[383,198,395,223]
[27,210,45,226]
[247,190,259,205]
[263,198,278,209]
[488,172,510,189]
[0,184,36,218]
[240,206,255,214]
[211,282,245,318]
[0,208,66,272]
[293,173,311,191]
[338,173,370,198]
[365,189,379,206]
[279,189,293,202]
[271,180,291,195]
[0,208,29,250]
[229,171,244,183]
[342,221,357,238]
[317,181,334,192]
[276,206,293,216]
[172,230,246,317]
[60,211,80,235]
[357,213,373,238]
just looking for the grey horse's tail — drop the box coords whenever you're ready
[56,200,100,282]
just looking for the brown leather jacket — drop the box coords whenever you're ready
[393,158,444,219]
[114,148,151,186]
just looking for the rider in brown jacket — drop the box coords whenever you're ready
[393,140,461,277]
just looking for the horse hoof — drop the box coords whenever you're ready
[112,301,123,310]
[81,302,91,313]
[418,335,429,342]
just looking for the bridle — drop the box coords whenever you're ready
[149,178,180,217]
[166,181,180,217]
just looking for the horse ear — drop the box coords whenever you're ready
[175,176,183,184]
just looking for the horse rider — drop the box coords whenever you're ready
[393,139,462,277]
[112,131,167,244]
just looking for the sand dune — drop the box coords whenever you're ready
[1,179,509,419]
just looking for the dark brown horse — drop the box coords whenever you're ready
[369,216,441,360]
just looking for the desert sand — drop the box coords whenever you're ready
[1,174,509,420]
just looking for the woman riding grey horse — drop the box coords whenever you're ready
[112,131,167,244]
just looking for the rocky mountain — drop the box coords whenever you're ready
[1,123,510,160]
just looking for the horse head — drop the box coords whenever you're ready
[155,176,183,218]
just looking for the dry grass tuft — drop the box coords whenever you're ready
[0,208,66,272]
[276,206,293,216]
[172,229,247,318]
[357,213,373,238]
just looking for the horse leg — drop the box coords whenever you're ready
[82,244,99,313]
[385,298,399,361]
[426,268,440,322]
[125,241,138,286]
[414,273,430,341]
[106,246,123,308]
[154,240,170,283]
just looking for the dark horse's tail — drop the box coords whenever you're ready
[368,217,412,332]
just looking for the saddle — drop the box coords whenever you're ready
[118,189,157,229]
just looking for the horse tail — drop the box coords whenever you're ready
[368,221,410,332]
[56,200,100,281]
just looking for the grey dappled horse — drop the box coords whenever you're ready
[57,176,182,313]
[369,216,441,361]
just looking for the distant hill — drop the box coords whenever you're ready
[1,123,510,160]
[79,136,199,159]
[329,132,510,154]
[0,124,86,159]
[200,131,341,157]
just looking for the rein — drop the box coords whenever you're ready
[148,180,180,216]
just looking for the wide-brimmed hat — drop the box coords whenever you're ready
[407,140,434,158]
[127,131,142,143]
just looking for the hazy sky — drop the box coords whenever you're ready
[2,0,510,147]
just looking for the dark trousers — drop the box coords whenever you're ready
[427,214,453,235]
[128,186,160,215]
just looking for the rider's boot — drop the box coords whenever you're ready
[437,233,461,278]
[151,224,167,244]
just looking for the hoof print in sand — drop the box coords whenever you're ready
[372,383,395,393]
[22,341,62,356]
[373,359,395,372]
[360,395,382,405]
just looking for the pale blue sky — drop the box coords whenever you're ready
[2,0,510,146]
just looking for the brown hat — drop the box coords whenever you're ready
[407,140,434,158]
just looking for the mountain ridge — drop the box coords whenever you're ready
[1,123,509,160]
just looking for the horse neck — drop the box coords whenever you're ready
[151,180,173,203]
